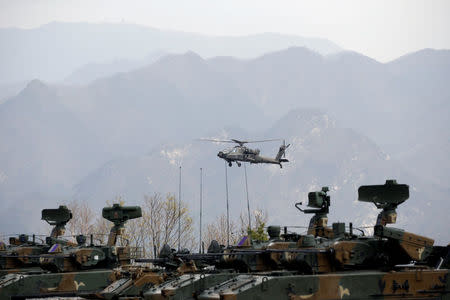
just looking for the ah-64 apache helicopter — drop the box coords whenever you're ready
[200,138,290,167]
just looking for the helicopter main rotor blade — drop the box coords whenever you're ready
[198,138,284,146]
[231,138,283,144]
[197,138,236,143]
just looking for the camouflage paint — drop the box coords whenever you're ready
[375,226,434,261]
[197,270,450,300]
[332,240,376,266]
[0,269,115,298]
[144,273,237,300]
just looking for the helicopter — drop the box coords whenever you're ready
[200,138,290,168]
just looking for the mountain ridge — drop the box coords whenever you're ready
[0,22,343,84]
[0,46,448,244]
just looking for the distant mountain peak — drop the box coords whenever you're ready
[326,50,381,65]
[388,48,450,65]
[25,79,46,89]
[183,50,203,59]
[20,79,51,96]
[268,108,337,138]
[12,79,60,105]
[259,46,322,60]
[155,51,204,66]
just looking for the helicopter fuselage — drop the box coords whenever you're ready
[217,146,288,167]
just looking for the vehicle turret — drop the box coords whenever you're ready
[0,204,143,299]
[41,205,72,238]
[102,203,142,246]
[0,206,75,273]
[358,179,408,226]
[39,204,143,273]
[295,186,333,238]
[358,180,435,262]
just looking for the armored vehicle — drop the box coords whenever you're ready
[0,205,74,276]
[192,180,450,300]
[0,204,142,299]
[89,180,449,300]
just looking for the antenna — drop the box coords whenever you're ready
[244,163,251,231]
[178,166,182,251]
[199,167,203,253]
[225,161,230,247]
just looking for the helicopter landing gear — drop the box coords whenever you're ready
[237,162,242,167]
[228,162,232,167]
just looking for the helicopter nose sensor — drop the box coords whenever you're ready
[218,151,224,158]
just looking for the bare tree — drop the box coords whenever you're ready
[238,209,269,241]
[238,209,269,235]
[92,215,112,244]
[123,214,147,255]
[65,199,96,240]
[203,209,269,249]
[145,193,163,257]
[124,193,195,258]
[67,197,119,245]
[204,213,239,248]
[61,194,195,257]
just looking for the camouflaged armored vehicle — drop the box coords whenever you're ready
[87,180,449,300]
[0,204,142,299]
[192,180,450,300]
[0,205,74,276]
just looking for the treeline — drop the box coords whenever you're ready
[62,193,268,258]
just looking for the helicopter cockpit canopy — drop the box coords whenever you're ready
[244,148,260,155]
[222,148,232,154]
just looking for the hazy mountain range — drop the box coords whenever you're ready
[0,23,448,244]
[72,109,449,242]
[0,22,342,84]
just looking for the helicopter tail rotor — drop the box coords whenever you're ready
[276,140,290,162]
[282,140,290,158]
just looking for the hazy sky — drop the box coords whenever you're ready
[1,0,449,62]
